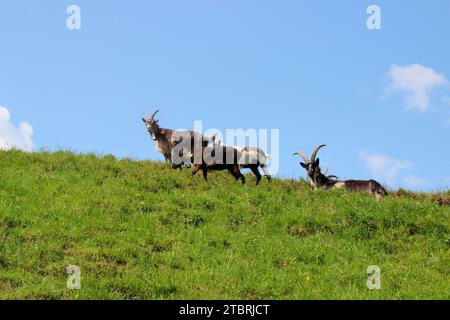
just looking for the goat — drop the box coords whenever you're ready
[212,137,272,185]
[142,109,214,169]
[293,144,388,200]
[189,145,246,184]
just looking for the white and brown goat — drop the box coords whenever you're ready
[294,145,388,200]
[142,109,214,169]
[212,137,272,185]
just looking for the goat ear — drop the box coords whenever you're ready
[315,158,320,166]
[300,162,307,168]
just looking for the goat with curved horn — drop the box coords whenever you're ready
[142,109,216,170]
[293,151,310,164]
[294,144,388,200]
[310,144,326,162]
[293,144,327,189]
[149,109,159,120]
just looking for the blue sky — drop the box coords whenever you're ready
[1,1,449,191]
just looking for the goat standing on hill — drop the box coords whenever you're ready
[293,144,388,200]
[189,145,246,184]
[212,137,272,185]
[142,109,214,169]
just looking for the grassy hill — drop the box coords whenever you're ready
[0,150,449,299]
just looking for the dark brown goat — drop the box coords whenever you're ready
[211,137,272,185]
[190,146,246,184]
[294,144,388,200]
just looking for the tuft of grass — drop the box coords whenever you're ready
[0,149,449,300]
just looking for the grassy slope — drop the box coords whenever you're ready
[0,150,449,300]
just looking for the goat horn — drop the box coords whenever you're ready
[311,144,326,162]
[293,151,310,164]
[149,109,160,120]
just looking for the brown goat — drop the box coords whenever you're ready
[190,146,246,184]
[211,137,272,185]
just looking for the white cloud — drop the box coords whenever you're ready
[0,106,34,151]
[359,151,414,185]
[385,64,448,112]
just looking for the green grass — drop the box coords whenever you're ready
[0,149,449,300]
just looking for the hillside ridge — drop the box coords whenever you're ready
[0,150,449,299]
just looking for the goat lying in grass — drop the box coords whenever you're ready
[294,144,388,200]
